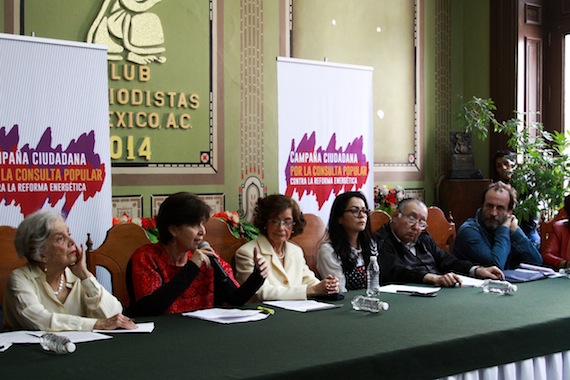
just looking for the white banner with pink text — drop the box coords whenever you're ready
[277,57,374,222]
[0,33,111,247]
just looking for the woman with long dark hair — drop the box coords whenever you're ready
[317,191,377,292]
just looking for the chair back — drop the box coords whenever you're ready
[540,208,568,253]
[369,210,391,233]
[290,213,327,278]
[426,206,456,253]
[0,226,27,305]
[205,217,247,266]
[87,223,151,306]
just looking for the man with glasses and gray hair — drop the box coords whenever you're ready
[375,198,504,286]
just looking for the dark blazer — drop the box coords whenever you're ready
[375,223,473,285]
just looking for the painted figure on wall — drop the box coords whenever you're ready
[87,0,166,64]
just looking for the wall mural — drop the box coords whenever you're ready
[83,0,222,185]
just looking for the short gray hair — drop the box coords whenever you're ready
[14,210,64,262]
[397,198,427,213]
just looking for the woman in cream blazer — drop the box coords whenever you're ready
[235,194,339,301]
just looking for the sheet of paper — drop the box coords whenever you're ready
[0,343,12,352]
[504,268,551,282]
[94,322,154,333]
[456,274,486,287]
[0,330,112,346]
[26,331,113,343]
[182,308,269,324]
[519,263,562,277]
[379,284,441,295]
[263,300,340,312]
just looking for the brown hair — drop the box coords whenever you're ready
[253,194,306,236]
[482,182,517,211]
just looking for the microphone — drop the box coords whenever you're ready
[198,241,229,280]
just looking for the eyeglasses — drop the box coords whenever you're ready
[343,207,370,217]
[398,213,428,230]
[269,219,296,229]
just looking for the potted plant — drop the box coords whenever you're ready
[459,96,570,221]
[495,117,570,222]
[458,97,496,141]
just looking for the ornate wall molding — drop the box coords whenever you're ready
[238,0,266,218]
[435,0,452,179]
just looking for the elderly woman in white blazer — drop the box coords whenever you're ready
[235,194,339,301]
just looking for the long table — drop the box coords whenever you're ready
[2,277,570,379]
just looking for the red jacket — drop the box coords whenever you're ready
[542,219,570,269]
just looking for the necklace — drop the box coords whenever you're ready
[275,247,285,259]
[54,274,65,295]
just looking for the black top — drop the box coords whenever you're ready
[126,257,265,317]
[375,223,473,284]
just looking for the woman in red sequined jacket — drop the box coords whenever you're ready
[127,192,268,316]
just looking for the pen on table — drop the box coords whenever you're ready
[396,290,437,297]
[257,306,275,315]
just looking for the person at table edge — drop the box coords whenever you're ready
[541,194,570,270]
[3,210,136,331]
[375,198,504,287]
[127,192,268,316]
[317,191,377,293]
[235,194,339,300]
[453,181,543,270]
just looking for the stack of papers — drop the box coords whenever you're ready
[519,263,562,277]
[0,322,154,352]
[504,263,562,283]
[182,308,269,324]
[379,284,440,296]
[94,322,155,333]
[263,300,341,312]
[455,274,486,287]
[0,330,112,352]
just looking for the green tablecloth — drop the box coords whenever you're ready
[2,277,570,379]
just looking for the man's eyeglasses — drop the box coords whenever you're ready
[269,219,296,229]
[344,207,370,217]
[398,213,428,230]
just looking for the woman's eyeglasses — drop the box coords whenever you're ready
[343,207,370,217]
[269,219,296,229]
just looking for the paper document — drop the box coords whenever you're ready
[94,322,155,333]
[182,308,269,324]
[0,330,113,351]
[25,330,113,343]
[519,263,563,278]
[455,274,486,287]
[504,269,548,283]
[379,284,440,295]
[263,300,341,312]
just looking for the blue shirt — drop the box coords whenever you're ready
[453,209,542,269]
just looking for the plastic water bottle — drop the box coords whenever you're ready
[351,295,389,313]
[366,255,380,296]
[559,268,570,279]
[39,333,76,354]
[481,279,518,294]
